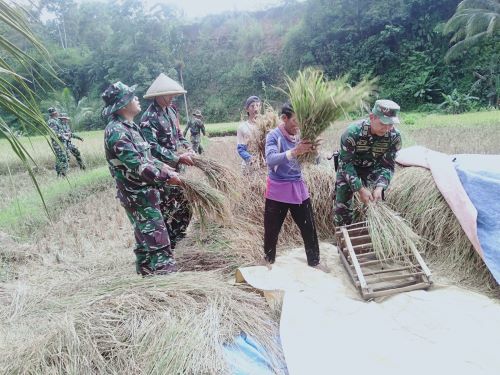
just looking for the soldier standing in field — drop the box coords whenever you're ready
[334,99,402,226]
[47,107,69,177]
[140,73,194,250]
[236,95,261,173]
[102,81,181,275]
[59,113,86,170]
[183,110,206,154]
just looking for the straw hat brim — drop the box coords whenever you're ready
[144,73,187,99]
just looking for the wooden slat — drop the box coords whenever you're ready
[352,243,373,252]
[348,234,371,246]
[363,282,431,299]
[409,245,432,279]
[341,227,368,290]
[362,265,417,277]
[366,271,425,283]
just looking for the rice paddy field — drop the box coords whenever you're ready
[0,109,499,373]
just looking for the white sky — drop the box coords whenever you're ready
[144,0,292,19]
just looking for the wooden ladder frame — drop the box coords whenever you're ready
[335,221,433,300]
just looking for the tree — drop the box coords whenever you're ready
[0,0,59,209]
[444,0,499,61]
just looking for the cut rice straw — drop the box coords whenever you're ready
[191,155,239,194]
[366,201,422,266]
[180,176,230,226]
[248,103,280,167]
[387,166,498,292]
[0,271,286,374]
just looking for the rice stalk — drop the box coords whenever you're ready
[191,155,239,194]
[280,68,374,163]
[180,176,231,226]
[366,201,422,265]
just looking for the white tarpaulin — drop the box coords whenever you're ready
[236,243,500,375]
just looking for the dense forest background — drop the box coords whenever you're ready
[3,0,499,132]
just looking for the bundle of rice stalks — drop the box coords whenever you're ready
[366,201,422,264]
[191,155,239,194]
[0,271,286,374]
[281,67,374,163]
[387,167,498,291]
[180,176,230,226]
[248,104,280,167]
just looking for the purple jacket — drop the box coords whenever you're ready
[265,127,302,181]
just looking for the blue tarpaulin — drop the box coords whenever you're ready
[454,154,500,283]
[224,332,285,375]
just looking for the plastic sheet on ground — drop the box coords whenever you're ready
[236,243,500,375]
[224,332,282,375]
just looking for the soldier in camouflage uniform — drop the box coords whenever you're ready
[183,110,206,154]
[334,100,402,226]
[59,114,86,170]
[103,81,181,275]
[47,107,69,177]
[140,73,194,250]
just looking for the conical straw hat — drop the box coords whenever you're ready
[143,73,187,99]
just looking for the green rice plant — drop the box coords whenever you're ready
[280,68,374,163]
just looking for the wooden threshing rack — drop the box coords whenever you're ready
[335,221,433,300]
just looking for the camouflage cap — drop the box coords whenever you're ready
[245,96,260,109]
[48,107,58,114]
[372,99,400,125]
[101,82,137,117]
[59,113,70,119]
[192,109,203,117]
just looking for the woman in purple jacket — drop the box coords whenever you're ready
[263,103,320,268]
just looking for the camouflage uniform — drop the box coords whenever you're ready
[60,116,86,170]
[183,116,205,154]
[140,102,193,249]
[334,119,402,226]
[103,82,177,275]
[48,116,69,176]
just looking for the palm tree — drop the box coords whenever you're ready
[0,0,59,210]
[444,0,499,62]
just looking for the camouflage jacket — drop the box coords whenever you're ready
[183,118,205,137]
[104,115,173,193]
[338,119,402,191]
[140,102,191,167]
[48,118,68,141]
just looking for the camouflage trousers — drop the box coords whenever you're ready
[117,187,175,275]
[158,185,192,249]
[51,139,68,177]
[66,142,86,170]
[190,133,203,154]
[334,167,380,226]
